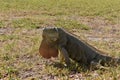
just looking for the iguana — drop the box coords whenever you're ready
[40,27,120,68]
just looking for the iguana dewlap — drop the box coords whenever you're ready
[39,40,58,59]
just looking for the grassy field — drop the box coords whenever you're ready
[0,0,120,80]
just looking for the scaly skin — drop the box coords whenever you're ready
[42,27,120,67]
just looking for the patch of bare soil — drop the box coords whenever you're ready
[0,27,15,35]
[70,16,120,38]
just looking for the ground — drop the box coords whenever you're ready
[0,0,120,80]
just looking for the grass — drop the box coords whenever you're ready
[0,0,120,79]
[0,0,120,21]
[55,19,90,30]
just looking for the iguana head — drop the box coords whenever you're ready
[42,27,59,43]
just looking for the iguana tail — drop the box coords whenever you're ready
[95,54,120,66]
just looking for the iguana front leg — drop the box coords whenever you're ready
[58,50,65,63]
[59,46,70,66]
